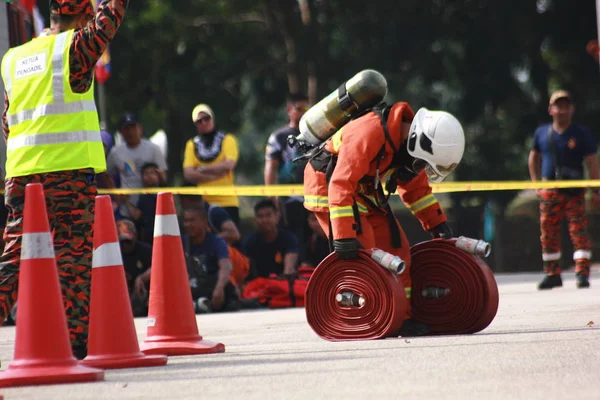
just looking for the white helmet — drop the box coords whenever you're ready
[407,108,465,183]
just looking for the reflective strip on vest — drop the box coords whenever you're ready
[93,242,124,268]
[7,130,101,151]
[21,232,54,260]
[330,206,354,219]
[154,214,181,237]
[408,194,438,214]
[8,100,97,126]
[52,31,68,103]
[3,52,14,97]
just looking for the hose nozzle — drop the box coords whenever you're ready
[455,236,491,258]
[336,291,365,307]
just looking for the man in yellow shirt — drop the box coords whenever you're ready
[183,104,240,225]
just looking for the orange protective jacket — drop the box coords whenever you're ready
[303,102,447,240]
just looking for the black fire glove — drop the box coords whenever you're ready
[333,238,361,260]
[428,222,453,239]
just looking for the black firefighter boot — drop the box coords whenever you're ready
[538,261,563,290]
[397,319,431,337]
[576,273,590,289]
[537,274,563,290]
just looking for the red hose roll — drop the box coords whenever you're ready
[410,239,499,335]
[305,250,408,341]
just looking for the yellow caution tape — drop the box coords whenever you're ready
[93,180,600,196]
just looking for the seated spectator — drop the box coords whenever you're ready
[117,220,152,317]
[299,212,330,268]
[122,162,161,244]
[179,195,249,291]
[242,198,299,280]
[182,206,239,313]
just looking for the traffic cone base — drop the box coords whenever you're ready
[141,338,225,356]
[0,364,103,388]
[142,192,226,356]
[83,196,168,370]
[0,184,104,388]
[81,352,167,370]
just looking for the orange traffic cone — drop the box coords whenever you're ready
[80,196,168,369]
[140,192,225,355]
[0,183,104,388]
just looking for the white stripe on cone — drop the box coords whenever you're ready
[21,232,54,260]
[93,242,124,269]
[154,214,180,237]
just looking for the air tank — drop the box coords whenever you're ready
[296,69,388,146]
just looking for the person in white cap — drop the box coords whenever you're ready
[183,104,240,226]
[303,101,465,337]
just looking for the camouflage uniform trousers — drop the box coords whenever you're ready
[539,189,591,276]
[0,169,97,350]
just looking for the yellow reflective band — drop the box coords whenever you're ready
[330,206,354,219]
[332,129,343,152]
[304,195,329,208]
[405,287,411,299]
[408,194,438,214]
[356,202,369,213]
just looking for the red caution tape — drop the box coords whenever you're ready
[305,250,408,341]
[410,239,499,335]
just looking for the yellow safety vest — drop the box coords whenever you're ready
[0,30,106,179]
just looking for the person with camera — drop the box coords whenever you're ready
[528,90,600,290]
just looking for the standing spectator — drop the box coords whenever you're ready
[242,198,299,280]
[117,220,152,317]
[299,212,331,269]
[182,206,239,313]
[264,93,310,244]
[107,113,167,220]
[528,90,600,290]
[0,0,129,359]
[183,104,240,226]
[122,162,160,244]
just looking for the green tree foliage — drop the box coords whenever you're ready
[100,0,600,192]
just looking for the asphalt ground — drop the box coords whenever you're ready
[0,271,598,400]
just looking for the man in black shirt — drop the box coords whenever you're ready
[242,198,299,280]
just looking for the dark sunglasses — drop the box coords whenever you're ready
[195,116,212,124]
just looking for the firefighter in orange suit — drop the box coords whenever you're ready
[303,102,465,336]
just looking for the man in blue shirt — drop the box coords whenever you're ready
[182,205,238,312]
[528,90,600,290]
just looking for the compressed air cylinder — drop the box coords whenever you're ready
[297,69,388,146]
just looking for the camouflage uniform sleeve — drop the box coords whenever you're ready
[2,91,8,141]
[69,0,129,93]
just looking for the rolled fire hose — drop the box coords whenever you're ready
[410,238,499,335]
[305,250,408,341]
